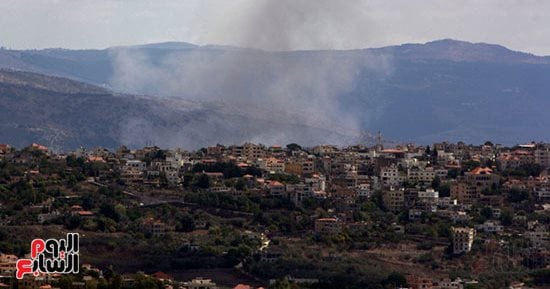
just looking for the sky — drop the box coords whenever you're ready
[1,0,550,55]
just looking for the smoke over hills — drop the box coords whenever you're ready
[1,39,550,149]
[109,0,393,146]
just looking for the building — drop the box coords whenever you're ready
[383,187,405,212]
[314,218,343,235]
[405,274,433,289]
[534,144,550,168]
[526,224,549,248]
[268,181,286,197]
[0,254,17,275]
[435,278,464,289]
[450,182,479,205]
[474,221,503,233]
[465,167,500,191]
[417,188,439,211]
[182,277,218,289]
[380,164,404,187]
[451,227,475,254]
[407,166,436,184]
[140,218,173,237]
[243,143,265,160]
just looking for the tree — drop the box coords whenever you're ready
[480,207,493,219]
[431,176,441,190]
[286,143,302,152]
[507,188,530,203]
[500,208,514,226]
[235,178,247,191]
[194,174,211,189]
[384,272,408,288]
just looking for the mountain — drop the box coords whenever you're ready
[376,39,550,64]
[0,70,352,150]
[1,39,550,147]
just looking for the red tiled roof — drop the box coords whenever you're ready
[87,156,106,163]
[31,143,48,151]
[469,167,493,175]
[269,180,284,187]
[381,149,404,153]
[152,271,173,280]
[77,211,95,216]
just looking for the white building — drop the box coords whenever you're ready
[475,221,503,233]
[380,164,405,187]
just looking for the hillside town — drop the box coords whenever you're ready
[0,140,549,289]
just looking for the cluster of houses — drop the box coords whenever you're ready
[1,140,549,288]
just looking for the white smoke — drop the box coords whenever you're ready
[109,1,394,148]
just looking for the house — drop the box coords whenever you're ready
[526,223,548,248]
[0,144,11,158]
[38,211,61,223]
[355,183,372,198]
[140,217,173,237]
[434,278,464,289]
[465,167,500,191]
[407,165,436,184]
[449,211,470,223]
[259,250,282,263]
[268,180,286,197]
[0,253,17,275]
[405,274,433,289]
[30,143,48,152]
[77,211,95,218]
[314,218,343,235]
[181,277,218,289]
[417,188,439,212]
[151,271,173,282]
[475,221,503,233]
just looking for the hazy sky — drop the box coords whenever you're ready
[1,0,549,55]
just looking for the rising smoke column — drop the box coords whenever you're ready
[110,0,393,148]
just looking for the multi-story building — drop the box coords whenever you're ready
[464,167,500,191]
[380,164,405,187]
[451,227,475,254]
[314,218,343,235]
[243,143,265,160]
[535,144,550,168]
[450,182,479,205]
[383,187,405,212]
[407,166,436,184]
[417,188,439,212]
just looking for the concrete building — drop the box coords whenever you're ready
[383,187,405,212]
[314,218,343,235]
[451,227,475,254]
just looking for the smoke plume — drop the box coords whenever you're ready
[110,1,393,148]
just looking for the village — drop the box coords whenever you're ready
[0,140,548,289]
